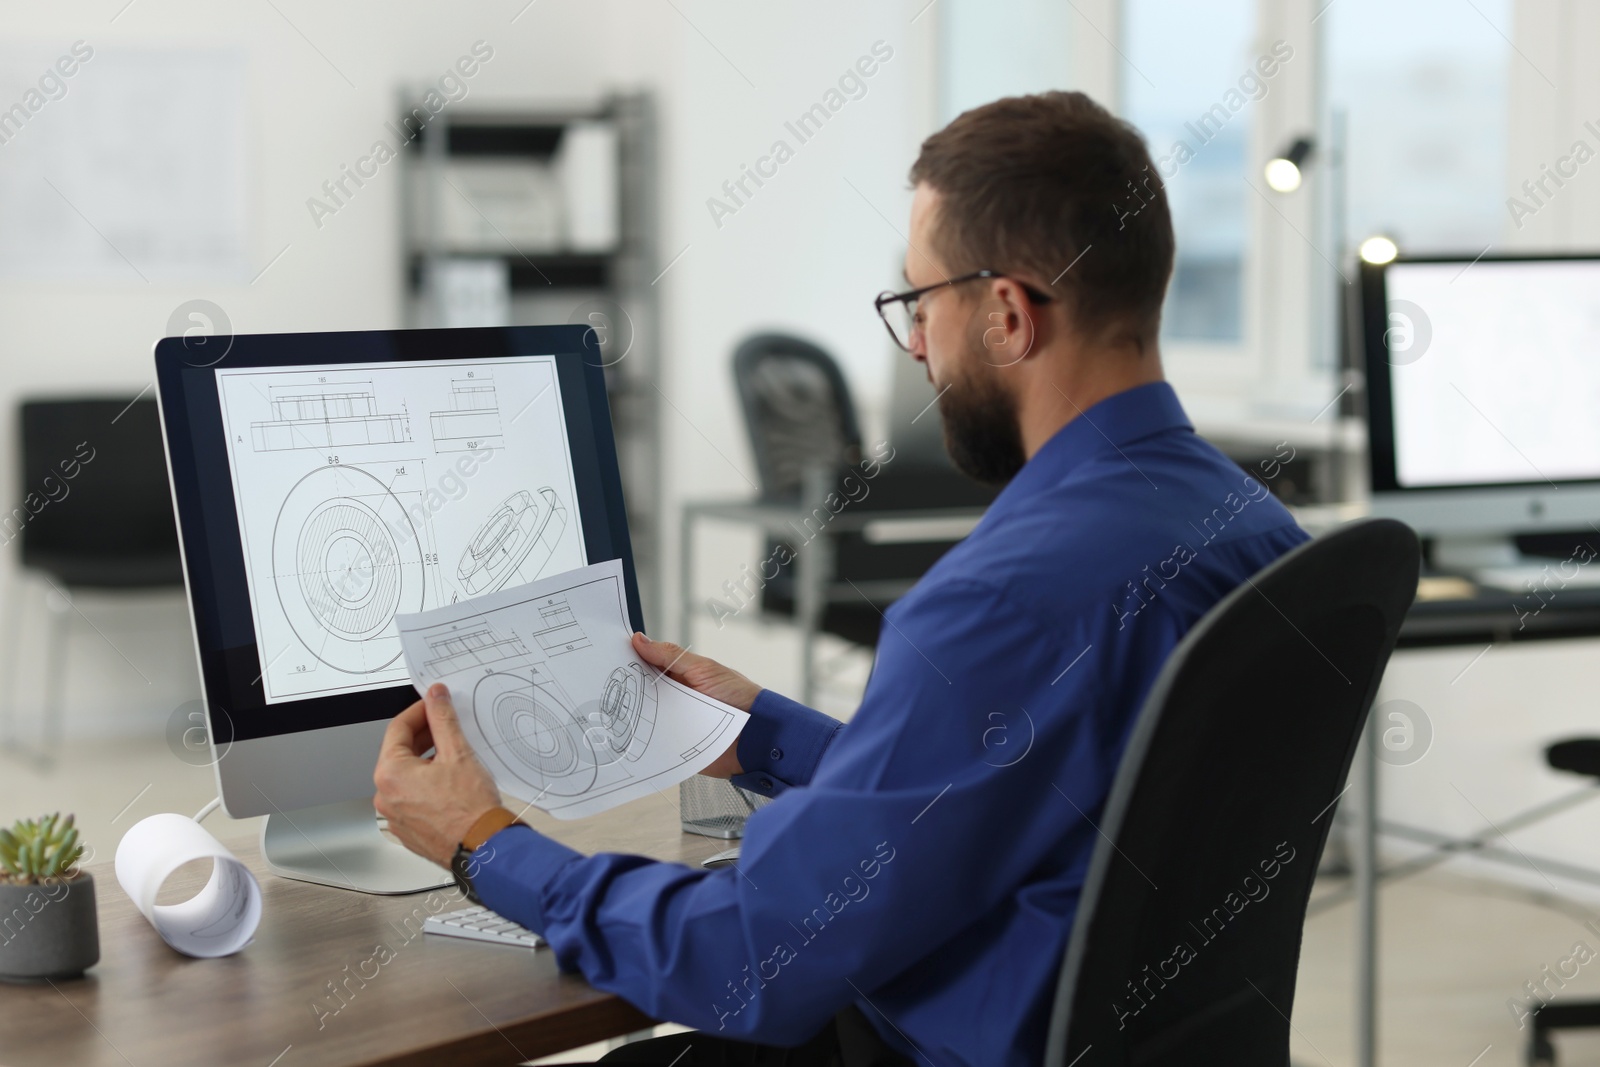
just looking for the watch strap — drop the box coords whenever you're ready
[450,844,483,905]
[462,805,525,851]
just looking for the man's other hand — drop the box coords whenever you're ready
[373,683,502,868]
[631,632,756,778]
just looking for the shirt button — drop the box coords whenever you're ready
[770,748,783,761]
[757,777,773,791]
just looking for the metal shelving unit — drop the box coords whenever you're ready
[399,91,662,623]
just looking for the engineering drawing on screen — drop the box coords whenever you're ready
[430,375,505,453]
[215,357,587,704]
[252,382,412,451]
[457,488,568,595]
[396,560,740,819]
[272,464,425,675]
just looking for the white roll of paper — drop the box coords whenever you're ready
[114,813,261,958]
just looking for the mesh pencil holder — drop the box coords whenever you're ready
[680,777,772,839]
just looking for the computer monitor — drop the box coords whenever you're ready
[155,326,640,893]
[1362,253,1600,570]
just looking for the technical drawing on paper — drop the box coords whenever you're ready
[596,663,657,762]
[469,660,660,797]
[456,489,567,595]
[252,382,411,451]
[530,594,591,654]
[394,559,742,819]
[418,622,528,678]
[473,669,598,797]
[271,464,425,674]
[430,375,504,453]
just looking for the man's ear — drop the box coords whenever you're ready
[974,278,1043,368]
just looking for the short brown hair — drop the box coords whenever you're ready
[909,91,1174,345]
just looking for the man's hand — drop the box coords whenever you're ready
[631,632,757,778]
[373,683,503,868]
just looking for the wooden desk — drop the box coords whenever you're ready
[0,799,723,1067]
[1400,579,1600,648]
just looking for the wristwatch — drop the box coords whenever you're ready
[450,806,527,904]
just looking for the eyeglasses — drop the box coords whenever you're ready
[873,270,1055,352]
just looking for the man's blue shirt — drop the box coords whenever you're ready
[472,381,1310,1065]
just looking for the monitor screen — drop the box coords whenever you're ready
[155,326,639,744]
[1381,258,1600,489]
[214,356,587,705]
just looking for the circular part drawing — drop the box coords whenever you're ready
[591,663,657,762]
[473,672,597,797]
[457,488,568,595]
[272,465,423,675]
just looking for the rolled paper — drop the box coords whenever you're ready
[114,813,261,958]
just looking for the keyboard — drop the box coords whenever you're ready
[1474,564,1600,592]
[423,905,544,948]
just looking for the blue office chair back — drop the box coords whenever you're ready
[732,333,861,503]
[1046,518,1419,1065]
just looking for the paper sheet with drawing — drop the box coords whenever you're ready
[394,559,743,819]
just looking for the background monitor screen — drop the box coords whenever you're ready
[1380,257,1600,490]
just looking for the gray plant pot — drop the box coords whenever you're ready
[0,872,100,983]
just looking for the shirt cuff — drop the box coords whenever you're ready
[731,689,843,797]
[469,823,582,934]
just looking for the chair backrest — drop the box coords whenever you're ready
[1046,518,1419,1065]
[17,397,182,586]
[732,333,861,502]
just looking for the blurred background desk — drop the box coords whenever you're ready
[679,494,989,705]
[1340,565,1600,1067]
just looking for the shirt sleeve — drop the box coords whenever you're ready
[728,689,844,798]
[471,577,1170,1046]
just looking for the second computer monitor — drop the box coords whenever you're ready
[1363,253,1600,567]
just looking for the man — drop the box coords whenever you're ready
[373,91,1309,1066]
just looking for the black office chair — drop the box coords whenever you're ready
[732,333,974,648]
[1517,739,1600,1064]
[1,397,183,761]
[1046,518,1420,1065]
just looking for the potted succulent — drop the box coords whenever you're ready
[0,813,98,983]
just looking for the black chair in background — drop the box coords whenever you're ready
[1046,518,1420,1065]
[1,397,183,762]
[732,332,987,649]
[1521,739,1600,1064]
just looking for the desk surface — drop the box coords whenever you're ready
[1400,579,1600,648]
[1,799,723,1067]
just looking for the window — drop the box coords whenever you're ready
[938,0,1073,124]
[1324,0,1511,254]
[1122,0,1258,342]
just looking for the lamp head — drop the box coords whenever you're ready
[1359,235,1399,265]
[1264,136,1315,193]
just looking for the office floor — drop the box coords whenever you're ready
[8,738,1600,1065]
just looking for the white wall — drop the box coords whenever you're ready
[0,1,950,739]
[661,2,938,680]
[0,0,682,737]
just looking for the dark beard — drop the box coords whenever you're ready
[938,368,1025,485]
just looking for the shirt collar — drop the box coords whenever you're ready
[983,380,1193,517]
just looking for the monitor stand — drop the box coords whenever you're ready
[260,798,453,895]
